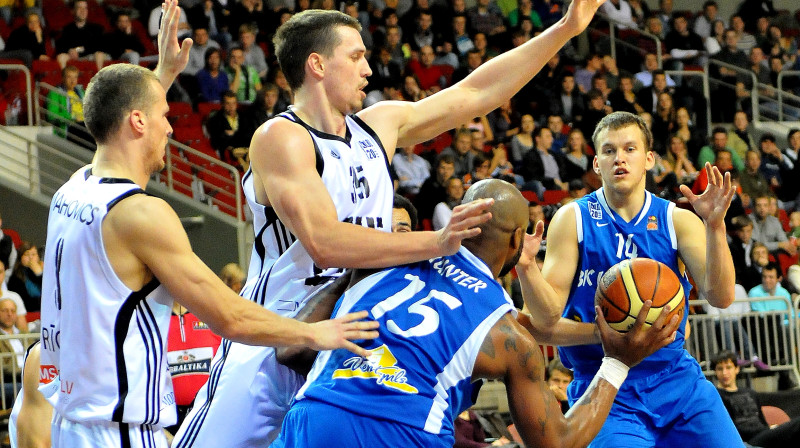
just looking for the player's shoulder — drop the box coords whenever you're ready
[105,194,178,232]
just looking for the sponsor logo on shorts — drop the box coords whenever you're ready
[40,365,58,384]
[333,344,418,394]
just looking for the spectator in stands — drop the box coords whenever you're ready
[779,129,800,208]
[0,298,24,393]
[0,211,17,273]
[698,127,744,173]
[654,0,672,34]
[577,89,609,146]
[704,19,726,56]
[729,216,758,289]
[508,0,542,30]
[651,91,676,155]
[731,15,757,55]
[407,9,436,52]
[533,0,563,28]
[509,113,534,170]
[520,126,567,198]
[449,13,474,59]
[758,133,792,194]
[692,148,735,195]
[665,14,705,67]
[6,243,42,313]
[471,32,497,61]
[467,0,506,41]
[562,128,597,188]
[238,24,268,80]
[406,45,448,94]
[547,359,573,414]
[452,48,483,85]
[393,144,430,196]
[367,46,402,95]
[745,242,772,292]
[415,153,455,222]
[0,261,26,332]
[247,83,285,129]
[207,90,253,171]
[183,26,221,76]
[391,193,418,233]
[225,45,261,103]
[149,2,191,40]
[188,0,231,50]
[748,262,794,325]
[196,47,229,102]
[462,151,491,189]
[693,1,722,40]
[228,0,266,41]
[740,150,771,200]
[672,106,703,161]
[5,12,48,64]
[636,69,672,115]
[727,111,755,162]
[268,67,293,109]
[750,193,796,256]
[663,135,697,187]
[46,65,89,142]
[599,0,638,30]
[735,0,776,35]
[104,12,146,66]
[574,53,601,94]
[342,1,372,52]
[546,73,585,125]
[608,72,644,115]
[56,0,106,70]
[218,263,246,293]
[634,52,677,89]
[383,24,406,68]
[432,176,465,231]
[400,73,426,102]
[713,350,800,445]
[546,114,566,154]
[487,100,519,146]
[439,128,476,178]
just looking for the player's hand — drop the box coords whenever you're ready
[595,301,680,368]
[156,0,193,88]
[679,163,735,231]
[436,198,494,256]
[516,221,545,270]
[564,0,607,36]
[307,310,379,357]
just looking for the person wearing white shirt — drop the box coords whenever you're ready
[392,145,431,195]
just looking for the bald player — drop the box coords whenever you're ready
[274,179,680,448]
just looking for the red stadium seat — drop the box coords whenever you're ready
[520,190,539,203]
[542,190,569,205]
[197,102,222,121]
[33,59,63,86]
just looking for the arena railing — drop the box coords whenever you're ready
[688,297,800,386]
[33,82,245,221]
[777,71,800,122]
[0,63,34,126]
[665,69,712,136]
[592,12,664,67]
[705,59,762,122]
[0,125,87,197]
[0,333,40,409]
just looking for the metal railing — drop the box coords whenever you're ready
[688,297,800,385]
[777,71,800,121]
[665,69,712,136]
[706,59,761,122]
[0,333,40,409]
[0,64,34,126]
[593,12,663,67]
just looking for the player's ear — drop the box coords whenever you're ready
[645,150,656,170]
[510,226,523,252]
[593,155,600,174]
[129,109,146,135]
[308,52,325,80]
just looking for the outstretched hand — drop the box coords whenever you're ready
[564,0,607,36]
[679,163,736,230]
[308,310,379,357]
[155,0,193,89]
[516,221,545,269]
[436,198,494,256]
[595,301,680,368]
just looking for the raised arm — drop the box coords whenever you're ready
[359,0,606,149]
[678,164,736,308]
[153,0,192,90]
[106,195,378,354]
[516,205,599,346]
[249,119,492,269]
[474,303,678,448]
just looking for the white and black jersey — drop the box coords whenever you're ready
[39,167,176,428]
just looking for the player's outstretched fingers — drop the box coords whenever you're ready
[341,341,372,358]
[628,299,653,334]
[649,305,680,348]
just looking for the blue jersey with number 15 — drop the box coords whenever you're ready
[294,247,514,445]
[559,188,692,380]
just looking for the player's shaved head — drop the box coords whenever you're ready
[462,179,529,277]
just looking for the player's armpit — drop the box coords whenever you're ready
[474,313,618,448]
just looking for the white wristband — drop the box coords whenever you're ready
[596,357,629,390]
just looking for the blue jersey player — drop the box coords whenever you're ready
[273,180,680,448]
[519,112,743,447]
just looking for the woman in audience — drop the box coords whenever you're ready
[487,100,520,145]
[267,67,293,111]
[651,91,676,156]
[664,135,699,187]
[401,74,427,102]
[196,48,229,103]
[562,128,595,187]
[509,114,535,170]
[672,106,704,162]
[432,177,465,231]
[7,243,43,313]
[704,19,726,55]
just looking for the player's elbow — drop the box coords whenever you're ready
[304,240,338,270]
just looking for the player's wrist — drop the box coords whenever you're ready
[597,357,629,389]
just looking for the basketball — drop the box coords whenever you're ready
[595,258,685,332]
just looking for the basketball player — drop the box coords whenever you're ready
[270,179,680,447]
[175,1,609,446]
[37,2,378,447]
[519,112,742,446]
[10,342,52,448]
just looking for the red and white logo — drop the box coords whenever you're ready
[40,365,58,384]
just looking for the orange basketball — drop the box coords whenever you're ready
[594,258,685,332]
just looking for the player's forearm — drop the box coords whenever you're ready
[557,376,619,448]
[703,224,735,308]
[215,297,319,348]
[518,312,600,346]
[517,263,567,328]
[304,223,444,269]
